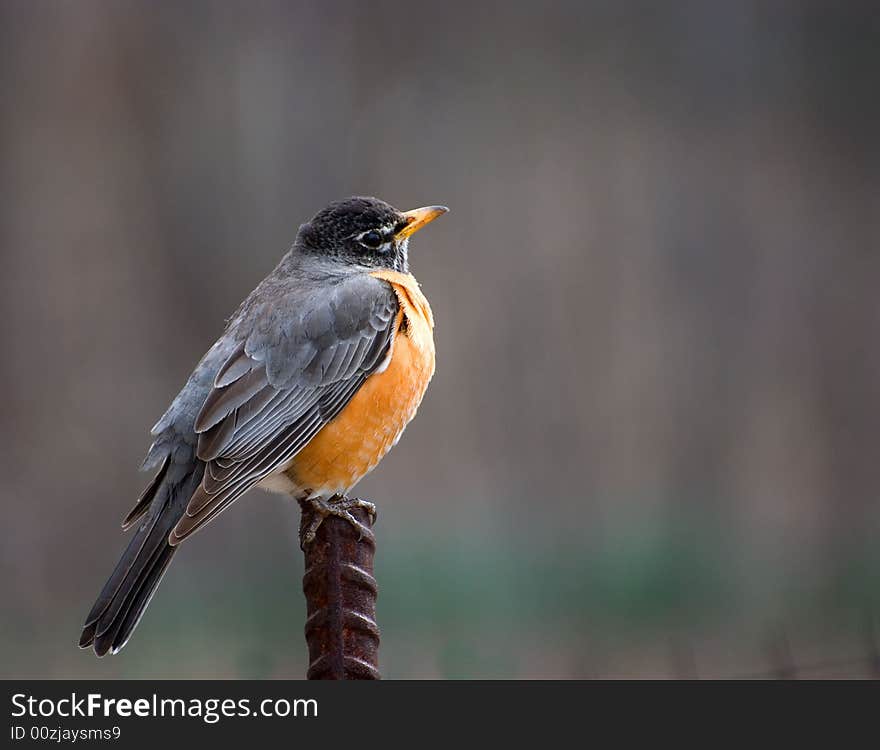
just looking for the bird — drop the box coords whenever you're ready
[79,196,447,656]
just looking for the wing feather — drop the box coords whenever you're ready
[168,273,399,545]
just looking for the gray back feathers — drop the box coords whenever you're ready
[144,255,400,543]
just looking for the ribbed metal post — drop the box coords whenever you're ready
[300,505,380,679]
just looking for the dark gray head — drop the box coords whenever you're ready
[296,196,448,272]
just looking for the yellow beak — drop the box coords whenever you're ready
[396,205,449,239]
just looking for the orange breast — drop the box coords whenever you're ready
[287,271,435,495]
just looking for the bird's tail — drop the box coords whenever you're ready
[79,456,204,656]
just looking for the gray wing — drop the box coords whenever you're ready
[169,272,399,545]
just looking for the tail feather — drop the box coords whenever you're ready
[93,543,175,656]
[121,456,170,531]
[80,459,203,656]
[112,544,176,651]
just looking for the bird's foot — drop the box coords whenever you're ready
[299,495,376,548]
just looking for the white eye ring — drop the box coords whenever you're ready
[357,227,397,253]
[357,229,384,249]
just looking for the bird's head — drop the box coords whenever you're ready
[296,196,448,273]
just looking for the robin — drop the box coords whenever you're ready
[79,196,447,656]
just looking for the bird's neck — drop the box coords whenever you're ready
[370,270,434,330]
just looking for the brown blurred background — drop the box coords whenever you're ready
[1,0,878,678]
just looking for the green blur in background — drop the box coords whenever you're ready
[1,0,878,678]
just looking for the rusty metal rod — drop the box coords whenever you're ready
[300,504,380,679]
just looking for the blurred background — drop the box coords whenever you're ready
[1,0,878,679]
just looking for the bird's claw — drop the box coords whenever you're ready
[299,495,376,547]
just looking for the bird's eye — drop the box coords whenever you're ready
[359,230,383,249]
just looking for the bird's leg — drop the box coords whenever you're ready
[299,494,377,548]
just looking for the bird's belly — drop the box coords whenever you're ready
[285,326,435,496]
